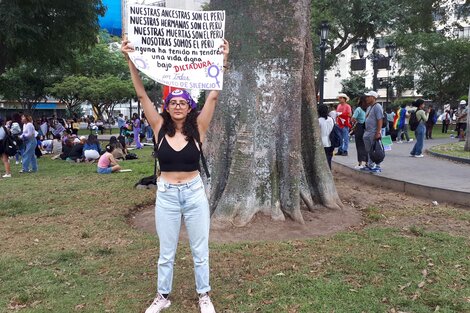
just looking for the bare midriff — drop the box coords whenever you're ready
[159,171,200,184]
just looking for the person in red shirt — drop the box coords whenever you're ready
[335,93,352,156]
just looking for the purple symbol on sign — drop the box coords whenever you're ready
[133,57,147,70]
[207,64,220,88]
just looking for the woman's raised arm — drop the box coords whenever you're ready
[197,39,230,141]
[121,40,163,133]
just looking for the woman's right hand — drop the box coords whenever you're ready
[121,40,135,59]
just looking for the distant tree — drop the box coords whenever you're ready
[0,0,105,74]
[397,33,470,105]
[46,76,91,117]
[83,75,134,120]
[311,0,469,74]
[340,74,366,102]
[0,62,60,113]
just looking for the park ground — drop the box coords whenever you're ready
[0,130,469,312]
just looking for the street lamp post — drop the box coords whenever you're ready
[356,39,396,103]
[384,42,396,108]
[318,21,329,106]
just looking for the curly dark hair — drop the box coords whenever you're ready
[161,110,200,142]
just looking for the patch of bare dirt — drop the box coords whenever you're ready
[129,171,470,242]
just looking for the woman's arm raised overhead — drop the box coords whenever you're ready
[121,40,163,133]
[197,39,230,141]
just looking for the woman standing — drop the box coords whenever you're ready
[0,118,12,178]
[351,96,368,168]
[122,38,229,313]
[132,113,143,149]
[20,114,38,173]
[318,105,334,169]
[410,99,428,158]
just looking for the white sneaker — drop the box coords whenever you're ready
[145,293,171,313]
[396,140,403,143]
[414,154,424,158]
[199,293,216,313]
[2,173,11,178]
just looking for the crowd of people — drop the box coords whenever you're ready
[319,92,468,173]
[0,112,141,178]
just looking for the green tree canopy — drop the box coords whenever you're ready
[311,0,470,73]
[396,33,470,104]
[0,62,61,113]
[0,0,105,74]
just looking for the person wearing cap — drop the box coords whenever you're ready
[362,91,384,172]
[456,100,467,141]
[409,99,429,157]
[122,38,229,313]
[335,93,352,156]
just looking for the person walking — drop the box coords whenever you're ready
[117,113,126,136]
[456,100,468,141]
[362,91,383,173]
[132,113,143,149]
[410,99,429,158]
[20,114,38,173]
[318,104,335,169]
[441,109,451,133]
[425,105,436,139]
[351,96,368,168]
[335,93,352,156]
[122,38,229,313]
[395,104,412,143]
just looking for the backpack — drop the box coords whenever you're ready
[329,118,342,148]
[125,152,138,160]
[409,110,419,131]
[2,127,19,157]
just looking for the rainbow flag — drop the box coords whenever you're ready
[393,108,406,130]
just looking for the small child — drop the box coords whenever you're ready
[97,145,121,174]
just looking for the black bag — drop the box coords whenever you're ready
[125,152,138,160]
[329,122,342,148]
[2,127,19,157]
[409,110,419,131]
[369,139,385,164]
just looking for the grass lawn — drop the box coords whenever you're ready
[1,149,469,312]
[429,141,470,160]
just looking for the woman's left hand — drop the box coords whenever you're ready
[220,38,229,65]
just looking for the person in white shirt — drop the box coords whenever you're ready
[318,104,335,169]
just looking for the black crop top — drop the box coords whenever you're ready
[158,136,201,172]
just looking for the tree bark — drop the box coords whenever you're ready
[205,0,342,226]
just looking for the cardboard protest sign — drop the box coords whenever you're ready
[127,5,226,90]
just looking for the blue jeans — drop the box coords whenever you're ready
[410,123,426,156]
[22,138,38,172]
[146,126,154,141]
[155,175,211,294]
[339,126,349,153]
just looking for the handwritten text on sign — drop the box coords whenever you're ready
[127,5,226,90]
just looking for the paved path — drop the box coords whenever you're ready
[333,137,470,207]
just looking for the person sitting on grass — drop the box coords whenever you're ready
[109,136,127,160]
[97,144,121,174]
[83,134,102,162]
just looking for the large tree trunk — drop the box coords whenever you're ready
[205,0,342,226]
